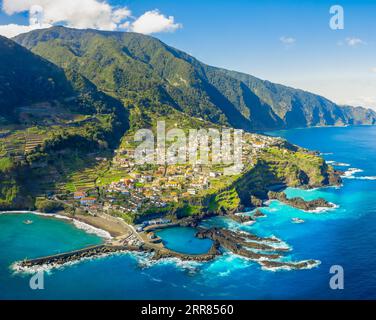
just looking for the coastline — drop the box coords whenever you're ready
[2,174,345,274]
[0,211,113,240]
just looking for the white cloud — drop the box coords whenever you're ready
[345,37,365,47]
[345,96,376,108]
[371,67,376,73]
[0,0,182,37]
[280,36,296,45]
[2,0,123,30]
[0,23,51,38]
[0,4,52,37]
[129,10,182,35]
[112,8,131,24]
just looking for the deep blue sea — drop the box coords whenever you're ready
[1,126,376,300]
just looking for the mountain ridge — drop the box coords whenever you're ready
[13,26,376,131]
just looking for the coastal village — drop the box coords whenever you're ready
[55,132,280,230]
[19,129,338,272]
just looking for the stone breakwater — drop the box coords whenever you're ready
[16,241,220,271]
[18,245,136,269]
[17,228,319,272]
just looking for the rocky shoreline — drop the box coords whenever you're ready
[12,184,337,273]
[267,191,335,212]
[17,226,319,272]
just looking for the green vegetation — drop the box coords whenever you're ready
[0,157,13,172]
[14,26,376,130]
[35,198,65,213]
[107,209,135,224]
[0,27,345,213]
[209,188,241,213]
[0,179,19,208]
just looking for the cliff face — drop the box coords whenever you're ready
[0,165,34,210]
[216,69,376,128]
[0,35,75,122]
[207,146,341,213]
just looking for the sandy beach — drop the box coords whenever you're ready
[60,212,132,238]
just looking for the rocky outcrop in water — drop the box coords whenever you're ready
[196,228,285,259]
[195,228,320,270]
[151,242,220,262]
[259,260,319,271]
[250,195,264,208]
[254,210,266,218]
[227,214,254,224]
[267,191,334,211]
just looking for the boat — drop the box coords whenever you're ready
[23,220,34,225]
[292,218,305,224]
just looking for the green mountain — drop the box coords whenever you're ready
[219,69,376,127]
[0,26,373,211]
[0,35,73,122]
[0,35,129,209]
[0,33,128,134]
[14,26,376,130]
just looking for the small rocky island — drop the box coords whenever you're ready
[267,191,335,212]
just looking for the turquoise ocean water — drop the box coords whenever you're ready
[1,126,376,300]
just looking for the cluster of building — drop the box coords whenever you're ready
[68,132,281,218]
[136,218,172,232]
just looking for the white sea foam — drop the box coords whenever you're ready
[326,161,350,167]
[11,250,129,275]
[340,167,376,181]
[346,175,376,181]
[304,184,343,192]
[152,257,203,273]
[71,220,112,239]
[218,270,231,277]
[358,176,376,180]
[260,260,321,272]
[133,251,203,273]
[304,202,340,213]
[244,234,291,251]
[242,220,256,226]
[341,168,364,179]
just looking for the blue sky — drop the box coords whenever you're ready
[1,0,376,109]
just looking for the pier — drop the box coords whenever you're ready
[18,241,220,269]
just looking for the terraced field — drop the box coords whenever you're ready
[24,133,45,153]
[0,126,49,162]
[64,166,104,192]
[27,151,112,196]
[1,131,26,161]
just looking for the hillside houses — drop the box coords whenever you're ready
[64,131,279,219]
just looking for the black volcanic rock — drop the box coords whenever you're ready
[268,191,334,211]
